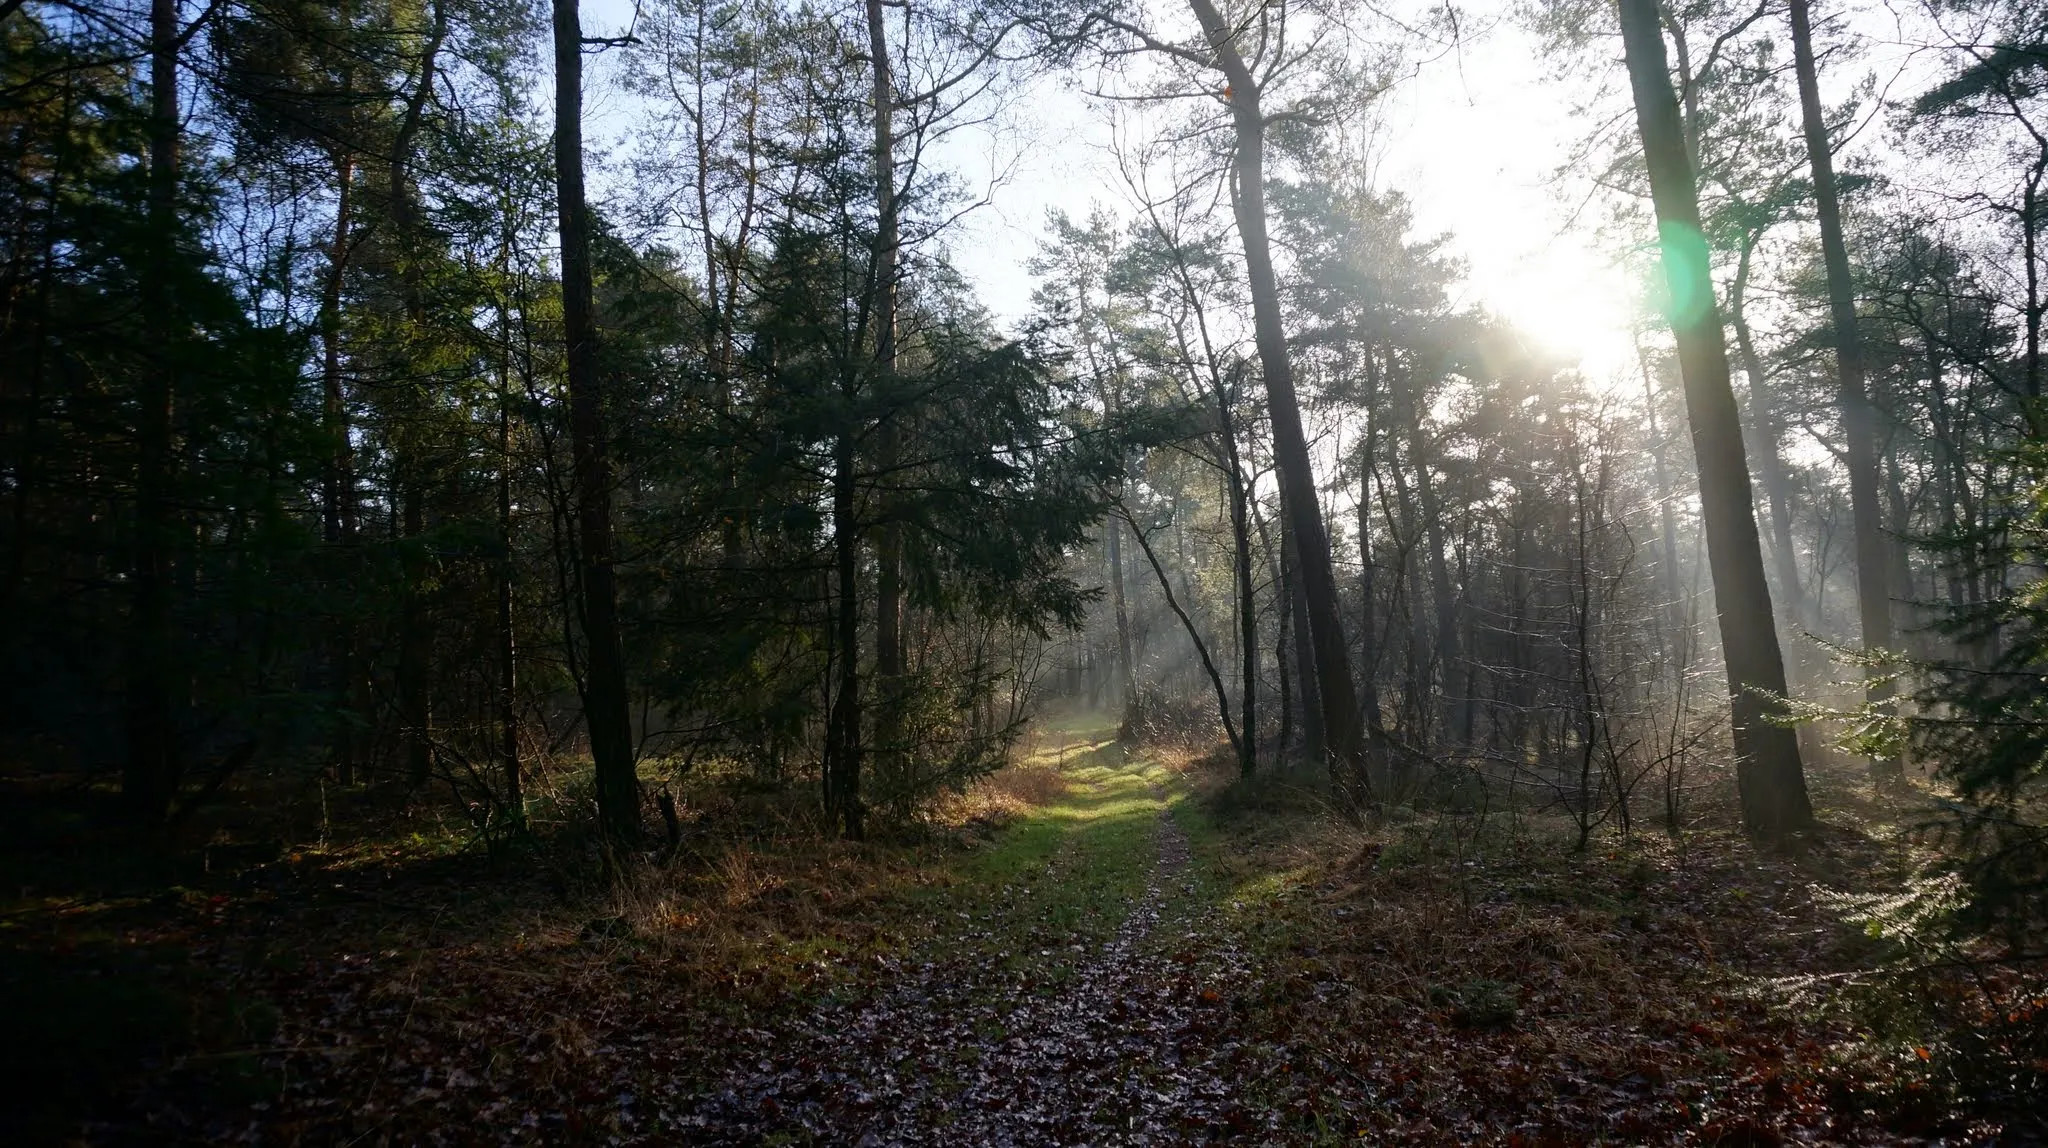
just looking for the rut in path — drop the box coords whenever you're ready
[679,792,1274,1145]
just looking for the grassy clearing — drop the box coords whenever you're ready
[907,715,1169,977]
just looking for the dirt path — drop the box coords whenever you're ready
[30,714,2004,1144]
[678,783,1275,1145]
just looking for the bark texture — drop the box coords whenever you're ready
[1185,0,1370,801]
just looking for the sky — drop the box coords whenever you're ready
[576,0,1650,384]
[922,9,1648,386]
[572,0,1957,396]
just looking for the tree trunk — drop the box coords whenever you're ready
[1636,346,1691,672]
[1386,402,1432,738]
[321,145,361,787]
[1187,0,1368,800]
[1402,362,1460,744]
[1570,439,1603,851]
[1108,515,1136,727]
[865,0,904,784]
[1096,343,1138,730]
[1275,542,1293,757]
[125,0,181,824]
[555,0,639,844]
[390,0,446,791]
[321,153,356,550]
[2025,164,2043,405]
[498,320,521,818]
[1288,508,1325,759]
[1223,407,1256,776]
[1788,0,1899,786]
[399,485,432,785]
[1124,506,1242,760]
[1250,495,1295,759]
[1619,0,1812,839]
[1929,344,1973,662]
[826,435,864,839]
[1875,357,1921,662]
[1352,377,1381,752]
[1730,239,1815,673]
[319,0,360,554]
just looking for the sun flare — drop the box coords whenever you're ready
[1473,245,1642,387]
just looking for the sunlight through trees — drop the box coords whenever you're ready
[3,0,2046,1138]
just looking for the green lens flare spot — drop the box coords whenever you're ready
[1656,221,1714,328]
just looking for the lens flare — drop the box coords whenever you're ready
[1475,242,1640,387]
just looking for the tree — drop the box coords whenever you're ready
[553,0,639,843]
[1618,0,1812,838]
[865,0,906,813]
[1112,196,1262,772]
[1787,0,1899,785]
[1183,0,1368,796]
[1904,0,2048,415]
[1028,209,1143,729]
[3,1,321,823]
[124,0,183,824]
[1276,177,1456,761]
[1056,0,1389,799]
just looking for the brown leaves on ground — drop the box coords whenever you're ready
[16,757,2034,1145]
[22,779,1011,1144]
[1194,769,2014,1144]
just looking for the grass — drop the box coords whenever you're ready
[900,714,1169,976]
[585,712,1173,991]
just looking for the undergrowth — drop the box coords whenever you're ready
[1167,751,2031,1142]
[20,712,2034,1143]
[0,711,1172,1142]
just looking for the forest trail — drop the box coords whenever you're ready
[15,714,1957,1144]
[678,721,1283,1144]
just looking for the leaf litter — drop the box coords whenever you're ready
[39,754,2034,1145]
[679,801,1272,1144]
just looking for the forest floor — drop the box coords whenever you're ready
[2,715,2034,1145]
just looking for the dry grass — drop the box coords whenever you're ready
[600,837,945,997]
[586,744,1100,1000]
[971,757,1072,809]
[1147,739,1213,777]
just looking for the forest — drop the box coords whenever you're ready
[3,0,2046,1140]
